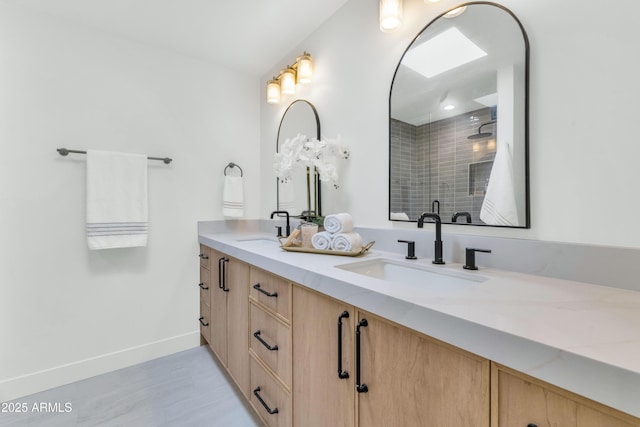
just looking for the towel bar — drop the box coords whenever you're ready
[57,148,172,164]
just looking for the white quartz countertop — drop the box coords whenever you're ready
[199,231,640,418]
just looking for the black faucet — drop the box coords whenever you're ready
[431,200,440,215]
[417,212,445,265]
[451,212,472,223]
[270,210,290,237]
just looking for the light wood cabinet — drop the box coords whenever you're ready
[198,244,639,426]
[356,311,490,427]
[492,363,640,427]
[249,267,292,427]
[292,286,355,427]
[292,285,490,427]
[198,246,211,344]
[201,246,250,397]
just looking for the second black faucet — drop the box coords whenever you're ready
[417,212,445,265]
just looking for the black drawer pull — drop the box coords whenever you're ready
[198,253,209,260]
[527,425,538,427]
[338,311,350,379]
[198,282,209,290]
[253,330,279,351]
[253,283,278,298]
[356,318,368,393]
[218,257,229,291]
[198,317,209,327]
[253,387,279,415]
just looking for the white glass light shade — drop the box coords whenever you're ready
[379,0,402,33]
[280,68,296,95]
[296,53,313,84]
[266,79,280,104]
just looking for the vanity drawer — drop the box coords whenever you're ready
[250,355,291,427]
[250,302,291,387]
[250,267,290,321]
[199,266,211,304]
[199,244,210,270]
[199,299,210,343]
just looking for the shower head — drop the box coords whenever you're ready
[468,121,496,140]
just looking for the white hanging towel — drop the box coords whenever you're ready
[223,176,244,217]
[86,150,148,250]
[278,180,296,212]
[480,141,519,226]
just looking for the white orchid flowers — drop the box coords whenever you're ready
[274,134,350,189]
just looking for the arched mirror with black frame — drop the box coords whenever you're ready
[389,2,530,228]
[276,99,322,219]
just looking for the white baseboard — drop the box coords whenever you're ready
[0,331,201,402]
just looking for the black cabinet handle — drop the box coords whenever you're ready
[198,282,209,290]
[198,253,209,260]
[338,311,350,379]
[253,330,279,351]
[527,425,538,427]
[198,317,209,327]
[253,387,279,415]
[218,257,224,289]
[253,283,278,298]
[355,318,368,393]
[218,257,229,292]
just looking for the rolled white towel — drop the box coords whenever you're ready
[323,213,353,234]
[331,232,362,252]
[311,231,334,250]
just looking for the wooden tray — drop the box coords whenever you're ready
[278,240,375,257]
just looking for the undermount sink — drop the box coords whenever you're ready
[335,258,487,287]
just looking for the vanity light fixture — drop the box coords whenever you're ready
[265,52,314,104]
[379,0,403,33]
[266,78,281,104]
[280,67,296,95]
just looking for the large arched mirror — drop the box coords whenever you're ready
[389,2,529,227]
[276,99,322,217]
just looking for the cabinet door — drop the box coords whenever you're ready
[292,286,355,427]
[357,312,490,427]
[226,256,250,397]
[492,364,640,427]
[209,249,228,366]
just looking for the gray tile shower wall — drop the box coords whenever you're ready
[390,108,496,223]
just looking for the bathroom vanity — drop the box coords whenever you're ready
[198,223,640,427]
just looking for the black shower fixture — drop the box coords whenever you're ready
[468,121,496,140]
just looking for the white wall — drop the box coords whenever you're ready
[261,0,640,249]
[0,4,261,399]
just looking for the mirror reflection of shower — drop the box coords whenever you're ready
[468,121,496,140]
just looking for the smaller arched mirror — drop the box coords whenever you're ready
[276,99,322,217]
[389,2,530,227]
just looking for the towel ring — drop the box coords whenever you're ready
[224,162,243,177]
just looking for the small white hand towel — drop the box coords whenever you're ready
[278,180,296,212]
[86,150,148,250]
[223,176,244,218]
[331,232,362,252]
[323,213,353,234]
[311,231,334,250]
[480,141,519,226]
